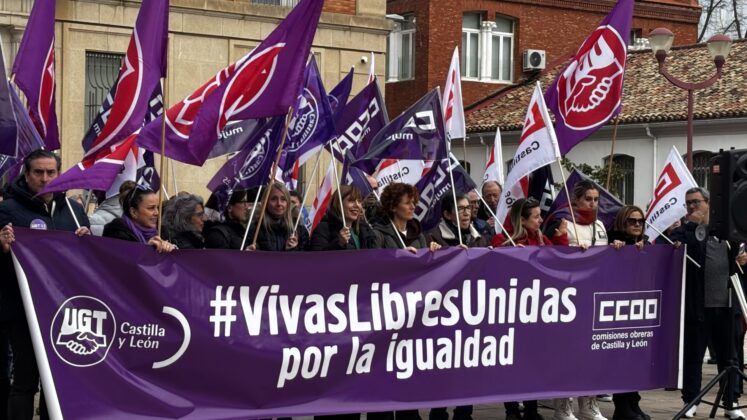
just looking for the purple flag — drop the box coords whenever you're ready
[333,81,388,162]
[543,168,624,231]
[0,41,17,157]
[206,117,283,209]
[341,164,374,198]
[277,56,337,180]
[137,0,324,165]
[11,0,58,150]
[328,67,354,118]
[82,0,168,159]
[0,88,45,184]
[207,118,268,159]
[415,155,477,231]
[544,0,632,155]
[11,227,684,419]
[528,164,556,219]
[352,88,445,174]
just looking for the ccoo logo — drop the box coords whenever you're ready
[50,296,116,367]
[556,25,626,131]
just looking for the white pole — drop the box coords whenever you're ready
[65,197,81,229]
[240,185,263,250]
[475,190,515,247]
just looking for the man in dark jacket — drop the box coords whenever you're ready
[671,187,746,419]
[0,150,90,420]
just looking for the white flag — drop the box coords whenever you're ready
[494,82,561,224]
[483,127,504,186]
[645,146,698,241]
[442,48,466,140]
[308,159,336,233]
[375,158,424,194]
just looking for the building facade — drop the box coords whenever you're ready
[0,0,389,198]
[384,0,700,117]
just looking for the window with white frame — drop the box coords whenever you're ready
[604,154,635,204]
[490,16,514,82]
[461,13,481,79]
[386,14,415,82]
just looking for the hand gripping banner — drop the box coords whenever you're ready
[11,228,685,419]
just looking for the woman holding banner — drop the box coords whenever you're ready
[310,185,379,251]
[607,205,651,420]
[492,197,566,420]
[375,182,440,253]
[247,182,308,251]
[102,185,176,253]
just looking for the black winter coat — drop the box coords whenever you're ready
[169,230,204,249]
[0,177,89,321]
[102,218,140,242]
[247,218,309,251]
[375,219,428,249]
[204,220,246,250]
[309,213,379,251]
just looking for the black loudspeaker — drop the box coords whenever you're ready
[709,148,747,243]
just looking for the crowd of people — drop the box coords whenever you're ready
[0,150,746,420]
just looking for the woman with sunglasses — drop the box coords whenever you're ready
[606,205,651,420]
[162,194,206,249]
[491,198,568,248]
[247,182,308,251]
[102,185,175,253]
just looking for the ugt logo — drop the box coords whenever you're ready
[286,88,319,153]
[50,296,116,367]
[556,25,626,130]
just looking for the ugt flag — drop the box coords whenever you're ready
[414,154,477,232]
[644,146,698,241]
[544,0,632,155]
[12,0,59,150]
[0,88,45,183]
[495,82,561,224]
[81,0,169,159]
[352,88,445,175]
[0,39,17,157]
[442,47,465,140]
[483,127,504,186]
[137,0,324,165]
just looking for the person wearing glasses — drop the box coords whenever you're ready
[204,189,253,250]
[670,187,747,419]
[426,192,490,249]
[102,185,176,253]
[162,194,207,249]
[606,206,651,420]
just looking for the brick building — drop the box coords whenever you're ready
[384,0,700,117]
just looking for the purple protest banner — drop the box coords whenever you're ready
[11,0,58,150]
[11,228,684,419]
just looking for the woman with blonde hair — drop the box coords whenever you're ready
[247,182,308,251]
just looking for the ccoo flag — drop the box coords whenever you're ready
[442,47,465,140]
[137,0,324,166]
[482,127,504,186]
[415,154,477,232]
[11,0,59,150]
[333,81,388,162]
[544,0,632,155]
[495,82,561,224]
[644,146,698,241]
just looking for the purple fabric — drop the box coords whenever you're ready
[528,164,555,219]
[82,0,168,159]
[544,168,624,231]
[121,214,157,244]
[341,164,374,198]
[352,89,445,174]
[328,67,354,118]
[11,227,684,419]
[415,156,477,231]
[544,0,632,155]
[207,118,268,159]
[0,89,45,183]
[333,81,388,162]
[11,0,58,150]
[137,0,324,165]
[0,41,17,156]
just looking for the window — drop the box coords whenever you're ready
[692,151,714,188]
[386,14,415,82]
[461,13,515,83]
[604,154,635,204]
[461,13,481,79]
[84,52,123,132]
[490,16,513,82]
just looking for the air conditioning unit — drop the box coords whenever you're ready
[523,49,546,71]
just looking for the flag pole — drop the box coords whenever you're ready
[474,190,515,247]
[240,185,264,250]
[157,77,168,237]
[556,159,580,243]
[64,197,82,230]
[328,140,346,228]
[292,147,324,233]
[646,223,701,268]
[251,106,296,248]
[445,138,463,246]
[605,117,620,191]
[171,159,178,194]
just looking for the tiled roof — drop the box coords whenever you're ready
[465,40,747,133]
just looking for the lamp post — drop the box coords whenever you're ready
[649,28,732,171]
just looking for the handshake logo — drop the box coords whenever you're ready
[50,296,116,367]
